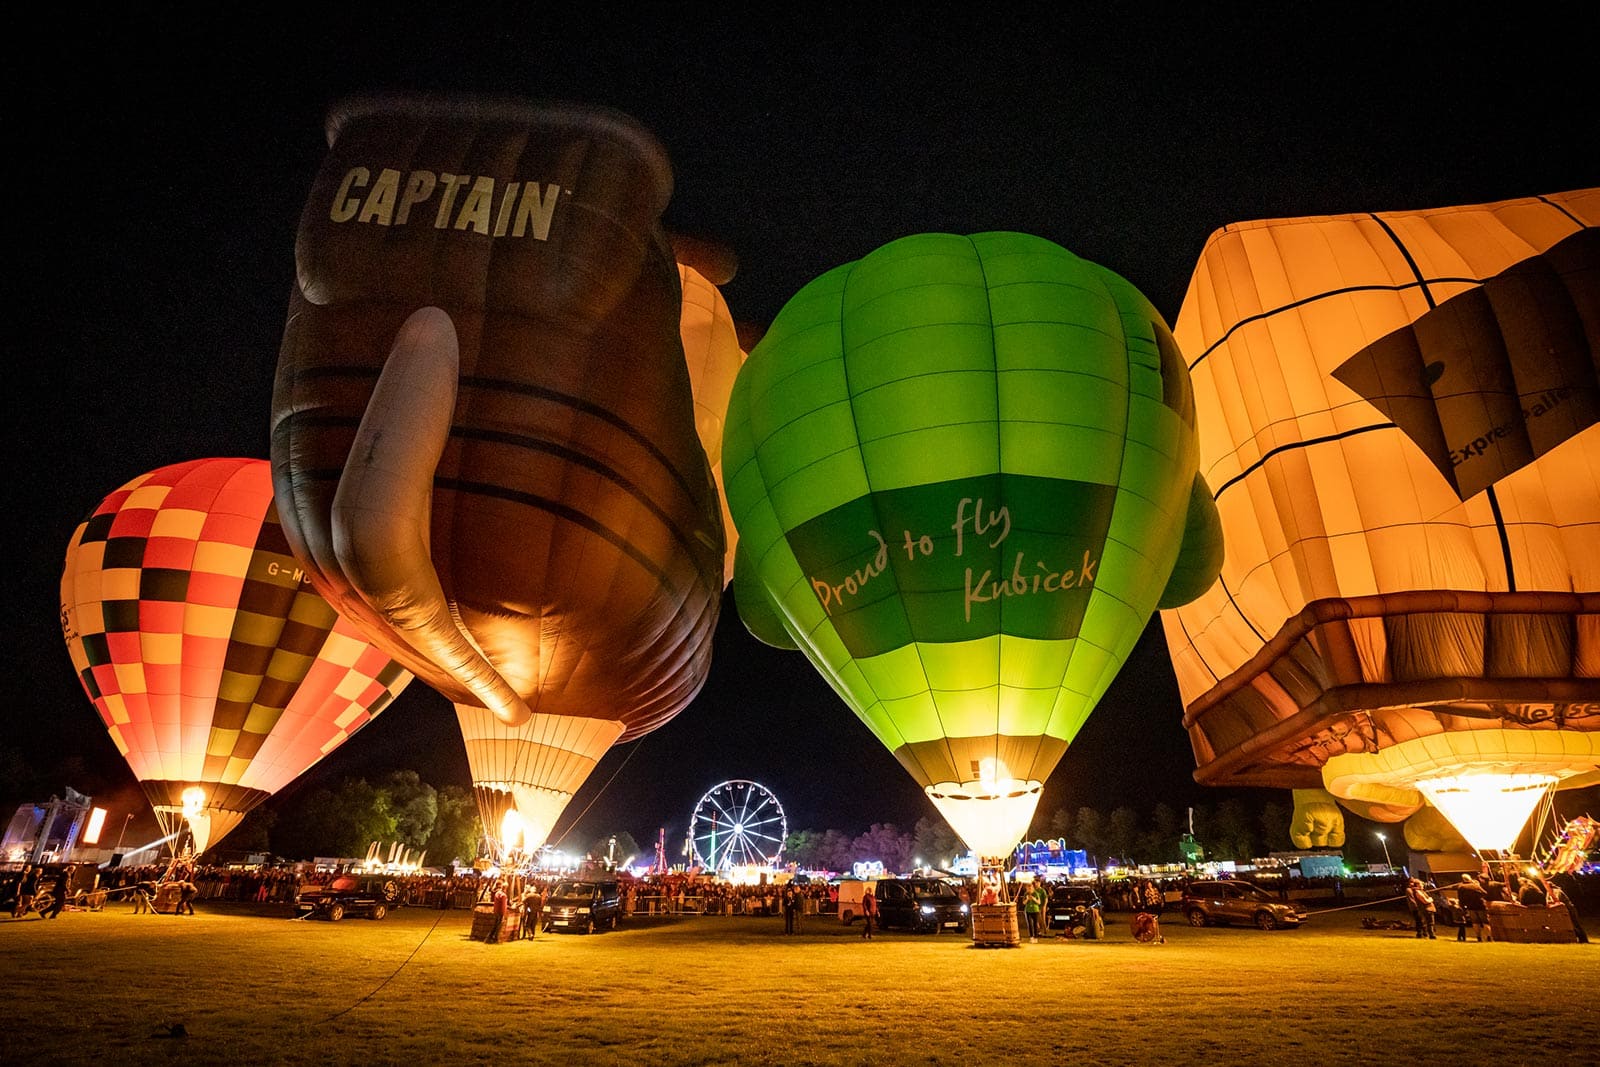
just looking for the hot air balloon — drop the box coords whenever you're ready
[1160,188,1600,857]
[723,231,1222,860]
[678,260,748,585]
[59,458,411,854]
[270,93,724,856]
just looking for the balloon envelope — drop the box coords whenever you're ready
[1159,188,1600,847]
[724,231,1220,857]
[679,263,748,586]
[60,458,411,852]
[270,94,724,853]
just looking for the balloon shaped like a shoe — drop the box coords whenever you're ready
[270,94,726,854]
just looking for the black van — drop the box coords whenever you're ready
[874,878,969,933]
[543,879,623,934]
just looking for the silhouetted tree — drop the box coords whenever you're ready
[911,816,964,870]
[277,778,397,859]
[1208,798,1256,860]
[1137,803,1182,863]
[379,770,438,849]
[1045,806,1073,842]
[230,807,276,854]
[1072,807,1105,861]
[852,823,912,873]
[1259,799,1292,854]
[783,829,824,870]
[423,785,481,868]
[1106,806,1140,863]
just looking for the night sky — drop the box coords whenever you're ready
[9,12,1596,853]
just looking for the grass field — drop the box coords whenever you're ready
[1,897,1594,1066]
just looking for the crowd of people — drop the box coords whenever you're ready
[4,855,1591,948]
[1405,864,1590,944]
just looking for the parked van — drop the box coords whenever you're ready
[544,879,622,934]
[834,877,878,924]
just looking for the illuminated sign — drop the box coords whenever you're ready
[83,807,108,845]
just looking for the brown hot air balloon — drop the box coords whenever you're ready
[270,93,725,853]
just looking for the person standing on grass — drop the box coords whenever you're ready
[13,864,40,918]
[1405,877,1436,939]
[45,866,72,919]
[1455,874,1489,942]
[488,880,509,943]
[1023,882,1044,942]
[1543,879,1588,944]
[860,887,877,940]
[520,884,542,939]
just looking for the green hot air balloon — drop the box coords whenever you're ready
[723,232,1221,859]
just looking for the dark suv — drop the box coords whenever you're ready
[1046,883,1103,932]
[294,874,402,921]
[1181,879,1306,930]
[544,879,623,934]
[874,878,969,933]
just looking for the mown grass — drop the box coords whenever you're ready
[1,898,1594,1066]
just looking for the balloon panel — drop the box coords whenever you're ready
[1159,188,1600,791]
[60,458,410,833]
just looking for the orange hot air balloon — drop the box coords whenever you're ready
[60,458,412,854]
[1161,188,1600,855]
[679,261,748,585]
[269,93,725,854]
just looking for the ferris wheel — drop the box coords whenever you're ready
[690,779,788,869]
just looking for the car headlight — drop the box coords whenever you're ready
[960,904,970,914]
[576,906,590,914]
[920,905,935,914]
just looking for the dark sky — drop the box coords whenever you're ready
[8,12,1596,853]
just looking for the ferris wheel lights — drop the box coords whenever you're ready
[690,779,787,872]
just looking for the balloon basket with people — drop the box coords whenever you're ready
[969,862,1020,948]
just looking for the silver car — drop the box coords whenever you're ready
[1181,879,1307,930]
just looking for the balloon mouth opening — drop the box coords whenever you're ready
[1415,772,1558,854]
[480,782,572,857]
[926,779,1043,860]
[927,779,1042,803]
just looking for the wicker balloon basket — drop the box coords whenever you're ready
[971,903,1020,947]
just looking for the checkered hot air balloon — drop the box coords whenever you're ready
[59,458,412,854]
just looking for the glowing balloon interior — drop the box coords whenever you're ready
[724,231,1222,859]
[1415,774,1556,854]
[60,457,412,853]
